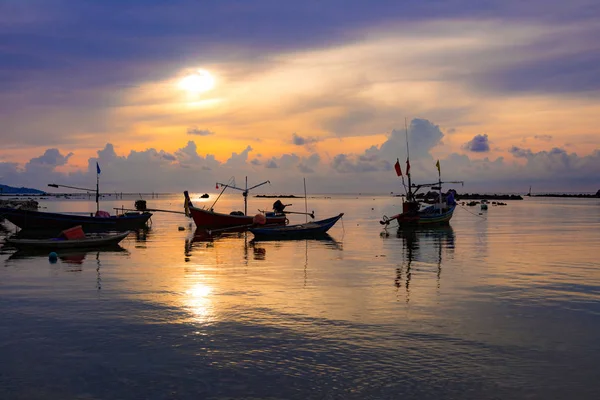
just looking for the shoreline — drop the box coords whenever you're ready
[1,192,598,199]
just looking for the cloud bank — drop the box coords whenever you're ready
[2,119,598,194]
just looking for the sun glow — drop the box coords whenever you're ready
[184,283,215,323]
[178,69,215,94]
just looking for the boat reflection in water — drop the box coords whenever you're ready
[250,232,342,246]
[185,229,268,263]
[133,227,153,245]
[384,226,455,302]
[4,247,129,289]
[185,228,343,264]
[4,245,129,262]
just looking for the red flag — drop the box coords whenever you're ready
[394,158,402,176]
[215,183,219,189]
[406,158,411,175]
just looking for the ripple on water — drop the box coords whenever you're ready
[1,195,600,399]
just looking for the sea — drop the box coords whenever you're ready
[1,193,599,399]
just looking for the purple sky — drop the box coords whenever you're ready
[1,0,599,193]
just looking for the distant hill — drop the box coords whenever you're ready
[0,184,45,195]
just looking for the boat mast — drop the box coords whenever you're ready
[405,118,413,202]
[47,182,100,213]
[245,176,248,215]
[438,163,442,214]
[304,177,308,223]
[96,170,100,213]
[215,177,272,216]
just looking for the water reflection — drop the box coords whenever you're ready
[4,247,129,290]
[384,226,455,302]
[250,233,343,250]
[133,227,153,245]
[184,229,255,261]
[184,282,215,324]
[184,229,342,263]
[253,245,266,261]
[4,245,128,263]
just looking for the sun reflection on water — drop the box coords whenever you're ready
[184,282,215,324]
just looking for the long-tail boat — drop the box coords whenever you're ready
[249,213,344,240]
[380,120,463,228]
[184,177,287,230]
[0,207,152,234]
[5,226,130,249]
[1,169,151,234]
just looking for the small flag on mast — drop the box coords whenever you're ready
[436,160,440,175]
[96,162,101,175]
[406,158,411,175]
[394,159,402,177]
[216,183,219,189]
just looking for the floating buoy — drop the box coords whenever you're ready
[253,213,267,225]
[49,252,58,263]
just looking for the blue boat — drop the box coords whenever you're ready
[249,213,344,239]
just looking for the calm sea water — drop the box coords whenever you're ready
[1,193,599,399]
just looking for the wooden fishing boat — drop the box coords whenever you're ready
[5,229,131,249]
[186,205,287,230]
[380,120,463,229]
[1,168,152,235]
[184,177,289,230]
[0,207,152,234]
[381,179,461,228]
[249,213,344,239]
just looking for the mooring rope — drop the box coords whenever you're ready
[457,203,487,220]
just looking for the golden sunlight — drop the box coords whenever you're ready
[184,283,215,323]
[178,69,216,94]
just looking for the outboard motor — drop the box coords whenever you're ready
[446,189,456,206]
[272,200,287,214]
[135,199,147,211]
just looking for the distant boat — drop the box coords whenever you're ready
[5,228,130,249]
[480,199,488,210]
[381,120,463,228]
[200,193,209,198]
[249,213,344,240]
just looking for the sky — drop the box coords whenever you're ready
[1,0,599,194]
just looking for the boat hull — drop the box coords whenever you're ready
[188,206,287,229]
[5,231,131,249]
[0,207,152,234]
[394,205,455,227]
[249,213,344,239]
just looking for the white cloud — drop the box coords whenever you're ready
[2,119,600,194]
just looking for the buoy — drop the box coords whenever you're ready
[49,252,58,263]
[253,213,267,225]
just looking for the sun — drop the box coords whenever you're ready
[178,69,215,94]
